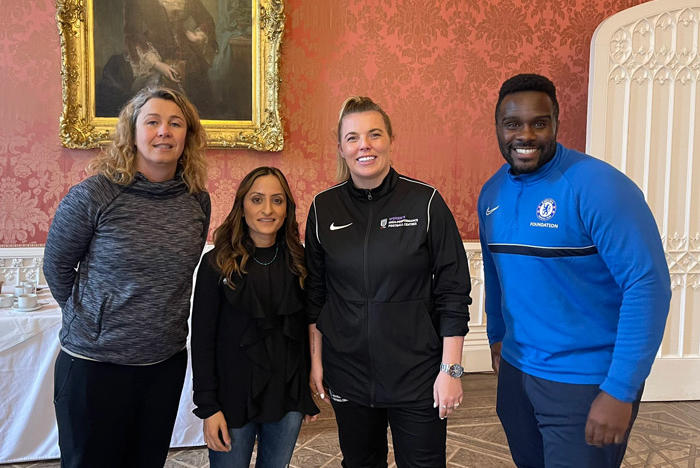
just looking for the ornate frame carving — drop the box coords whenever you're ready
[56,0,284,150]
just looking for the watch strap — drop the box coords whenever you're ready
[439,362,464,378]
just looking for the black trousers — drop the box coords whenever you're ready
[53,349,187,468]
[330,397,447,468]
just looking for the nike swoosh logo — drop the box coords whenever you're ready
[330,222,353,231]
[486,206,500,216]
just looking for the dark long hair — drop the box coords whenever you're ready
[212,166,306,288]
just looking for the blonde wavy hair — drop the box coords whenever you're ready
[212,167,307,289]
[88,87,207,193]
[335,96,394,182]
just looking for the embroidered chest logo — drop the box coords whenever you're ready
[330,222,352,231]
[536,198,557,221]
[379,215,418,229]
[531,198,559,229]
[486,205,499,216]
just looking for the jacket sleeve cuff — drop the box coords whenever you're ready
[487,336,504,346]
[193,405,221,420]
[599,376,641,403]
[307,303,321,324]
[192,391,221,419]
[439,315,469,337]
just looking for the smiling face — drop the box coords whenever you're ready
[496,91,558,175]
[134,97,187,181]
[338,110,393,189]
[243,174,287,247]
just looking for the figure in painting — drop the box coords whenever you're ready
[123,0,218,117]
[208,0,253,120]
[96,0,254,121]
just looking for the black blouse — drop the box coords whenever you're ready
[191,244,318,427]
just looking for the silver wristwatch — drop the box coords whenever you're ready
[440,362,464,378]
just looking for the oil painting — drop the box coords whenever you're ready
[57,0,284,150]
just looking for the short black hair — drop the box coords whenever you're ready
[495,74,559,122]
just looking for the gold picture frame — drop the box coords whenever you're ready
[56,0,284,150]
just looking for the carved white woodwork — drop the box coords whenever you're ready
[463,244,491,372]
[588,0,700,399]
[0,248,44,288]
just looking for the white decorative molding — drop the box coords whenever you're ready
[462,242,491,372]
[588,0,700,158]
[665,233,700,290]
[597,3,699,175]
[0,247,45,287]
[606,8,693,79]
[466,245,484,287]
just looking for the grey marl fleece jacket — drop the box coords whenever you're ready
[43,172,210,365]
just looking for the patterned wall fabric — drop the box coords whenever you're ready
[0,0,648,246]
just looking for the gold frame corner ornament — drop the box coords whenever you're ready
[56,0,285,151]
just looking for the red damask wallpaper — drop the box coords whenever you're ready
[0,0,647,246]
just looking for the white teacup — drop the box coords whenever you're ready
[15,285,28,296]
[17,294,38,309]
[0,294,13,308]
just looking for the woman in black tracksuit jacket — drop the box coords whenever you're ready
[305,96,472,468]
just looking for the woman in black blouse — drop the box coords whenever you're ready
[192,166,318,467]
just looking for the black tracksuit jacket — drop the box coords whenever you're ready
[305,168,471,407]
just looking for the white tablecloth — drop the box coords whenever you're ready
[0,289,204,463]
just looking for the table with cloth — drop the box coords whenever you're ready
[0,287,204,463]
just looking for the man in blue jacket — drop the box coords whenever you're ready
[478,73,671,467]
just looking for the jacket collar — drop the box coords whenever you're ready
[345,167,398,201]
[506,143,563,184]
[123,168,189,198]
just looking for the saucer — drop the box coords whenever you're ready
[10,304,43,312]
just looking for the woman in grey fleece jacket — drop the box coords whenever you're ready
[43,87,210,468]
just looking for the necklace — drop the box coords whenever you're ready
[253,245,279,266]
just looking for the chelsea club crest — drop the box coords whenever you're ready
[536,198,557,221]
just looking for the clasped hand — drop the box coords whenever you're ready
[585,391,633,447]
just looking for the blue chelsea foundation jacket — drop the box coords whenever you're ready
[478,143,671,402]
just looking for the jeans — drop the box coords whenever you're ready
[209,411,304,468]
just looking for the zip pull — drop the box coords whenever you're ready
[366,190,373,201]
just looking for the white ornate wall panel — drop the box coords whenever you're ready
[463,242,491,372]
[587,0,700,400]
[0,248,44,288]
